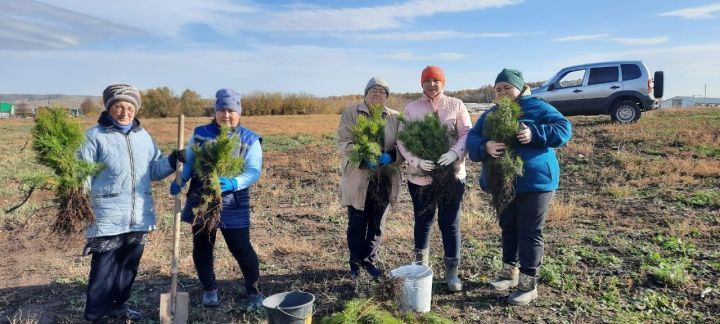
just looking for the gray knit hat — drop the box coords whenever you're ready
[364,77,390,96]
[103,83,141,111]
[215,88,242,114]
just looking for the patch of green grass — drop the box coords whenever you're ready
[575,246,622,268]
[263,134,318,152]
[321,299,402,324]
[539,256,577,292]
[644,259,690,287]
[52,276,87,285]
[694,144,720,158]
[654,235,696,257]
[679,189,720,208]
[632,290,680,318]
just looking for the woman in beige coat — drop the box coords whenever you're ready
[337,77,402,279]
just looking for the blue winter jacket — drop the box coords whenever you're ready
[467,95,572,193]
[180,122,262,229]
[79,112,175,239]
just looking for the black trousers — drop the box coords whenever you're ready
[192,226,260,295]
[499,191,554,277]
[347,196,390,267]
[84,241,144,321]
[408,180,465,260]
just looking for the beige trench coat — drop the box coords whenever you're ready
[337,102,402,211]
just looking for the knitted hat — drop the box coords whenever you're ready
[421,66,445,85]
[495,68,525,91]
[215,88,242,114]
[364,77,390,96]
[103,83,141,111]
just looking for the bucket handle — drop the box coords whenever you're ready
[274,291,317,320]
[407,262,432,277]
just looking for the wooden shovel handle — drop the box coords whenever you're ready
[170,114,185,315]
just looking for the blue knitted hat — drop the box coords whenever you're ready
[214,88,242,114]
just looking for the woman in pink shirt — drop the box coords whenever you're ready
[397,66,472,292]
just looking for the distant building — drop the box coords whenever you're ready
[661,96,720,108]
[464,103,494,114]
[0,102,14,118]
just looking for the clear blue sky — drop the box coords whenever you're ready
[1,0,719,99]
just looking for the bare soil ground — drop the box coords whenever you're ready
[1,109,719,323]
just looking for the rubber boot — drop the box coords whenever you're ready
[414,248,429,266]
[444,257,462,292]
[508,273,538,306]
[489,263,519,291]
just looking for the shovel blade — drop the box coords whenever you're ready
[160,292,189,324]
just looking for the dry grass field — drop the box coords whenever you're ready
[1,108,719,323]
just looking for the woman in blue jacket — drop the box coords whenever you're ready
[170,88,264,309]
[79,84,181,322]
[467,69,571,306]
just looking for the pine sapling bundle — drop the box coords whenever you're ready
[350,104,395,204]
[398,113,460,200]
[32,108,102,234]
[191,125,244,231]
[484,96,524,216]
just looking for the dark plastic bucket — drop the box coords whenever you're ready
[262,291,315,324]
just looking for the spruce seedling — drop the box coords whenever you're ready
[484,96,524,215]
[350,104,385,165]
[191,125,245,231]
[349,104,396,203]
[32,108,102,234]
[397,113,460,201]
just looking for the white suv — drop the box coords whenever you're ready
[532,61,663,123]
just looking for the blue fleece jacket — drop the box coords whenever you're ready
[467,96,572,193]
[179,123,262,229]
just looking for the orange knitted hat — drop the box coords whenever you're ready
[421,65,445,85]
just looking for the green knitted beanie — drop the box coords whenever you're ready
[495,68,525,91]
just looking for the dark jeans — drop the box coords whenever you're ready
[84,241,144,321]
[347,195,390,267]
[192,226,260,295]
[499,191,554,277]
[408,180,465,260]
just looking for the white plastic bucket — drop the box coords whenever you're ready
[390,264,433,313]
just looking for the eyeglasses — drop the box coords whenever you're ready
[368,87,387,95]
[110,105,136,113]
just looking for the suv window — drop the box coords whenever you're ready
[557,69,585,88]
[588,66,619,85]
[621,64,641,81]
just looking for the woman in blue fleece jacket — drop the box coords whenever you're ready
[467,69,571,306]
[170,88,264,309]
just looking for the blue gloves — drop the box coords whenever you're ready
[365,153,392,171]
[219,177,239,192]
[170,179,185,195]
[378,153,392,167]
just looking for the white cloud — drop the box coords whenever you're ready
[658,3,720,20]
[253,0,523,32]
[34,0,257,37]
[551,34,610,42]
[381,51,467,61]
[550,34,669,46]
[0,0,141,50]
[349,31,523,41]
[610,36,669,46]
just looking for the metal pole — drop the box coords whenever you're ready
[705,84,707,106]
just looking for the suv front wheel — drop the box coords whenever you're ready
[610,100,641,123]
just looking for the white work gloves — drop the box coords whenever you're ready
[437,150,458,166]
[418,159,436,172]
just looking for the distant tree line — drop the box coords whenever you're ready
[7,82,544,118]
